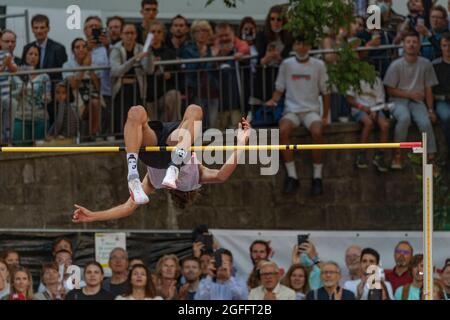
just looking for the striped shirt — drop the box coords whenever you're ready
[0,50,11,99]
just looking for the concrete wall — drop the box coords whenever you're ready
[0,123,447,231]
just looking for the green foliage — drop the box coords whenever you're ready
[408,154,450,230]
[326,42,378,94]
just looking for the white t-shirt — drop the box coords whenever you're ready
[344,279,395,300]
[347,77,385,108]
[275,56,329,113]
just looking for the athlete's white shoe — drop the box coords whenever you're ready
[128,178,149,204]
[162,165,179,189]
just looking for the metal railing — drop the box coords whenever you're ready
[0,44,425,146]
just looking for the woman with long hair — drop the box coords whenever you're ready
[116,264,162,300]
[281,264,310,300]
[152,254,180,300]
[4,266,34,300]
[0,259,11,299]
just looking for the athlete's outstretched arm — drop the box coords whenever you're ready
[199,117,251,184]
[72,174,154,223]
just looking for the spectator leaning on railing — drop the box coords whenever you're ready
[110,23,154,135]
[146,21,181,122]
[14,44,51,145]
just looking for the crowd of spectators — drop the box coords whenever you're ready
[1,230,449,301]
[0,0,450,191]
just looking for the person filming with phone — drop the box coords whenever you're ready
[194,248,248,300]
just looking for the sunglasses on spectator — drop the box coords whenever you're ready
[395,249,412,255]
[270,17,283,22]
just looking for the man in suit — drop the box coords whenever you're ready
[22,14,68,127]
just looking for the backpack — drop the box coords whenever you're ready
[250,96,285,128]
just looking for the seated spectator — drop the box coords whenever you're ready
[384,31,438,169]
[116,264,162,300]
[346,76,390,172]
[247,259,269,290]
[166,14,190,56]
[441,260,450,300]
[394,254,423,300]
[65,261,114,300]
[417,5,449,60]
[153,254,180,300]
[34,262,65,300]
[267,35,330,196]
[46,81,79,140]
[249,261,295,300]
[195,248,248,300]
[110,23,153,134]
[212,22,249,129]
[1,29,21,65]
[254,5,293,104]
[178,256,201,300]
[14,45,51,145]
[137,0,159,45]
[0,259,10,299]
[306,261,355,300]
[107,16,125,47]
[52,237,73,256]
[385,241,414,292]
[2,249,20,269]
[341,245,362,284]
[63,38,101,139]
[281,264,309,300]
[180,20,219,128]
[344,248,394,300]
[146,21,181,122]
[432,33,450,166]
[3,266,34,300]
[102,247,130,297]
[83,15,112,133]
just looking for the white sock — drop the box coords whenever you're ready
[127,153,139,180]
[285,162,298,179]
[313,164,323,179]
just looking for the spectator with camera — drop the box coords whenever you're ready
[394,254,424,300]
[102,247,130,297]
[65,261,114,300]
[178,256,202,300]
[432,32,450,167]
[63,38,101,139]
[344,248,394,300]
[306,261,355,300]
[281,264,310,300]
[153,254,180,300]
[384,31,438,169]
[3,266,34,300]
[249,261,295,300]
[116,263,162,300]
[291,237,322,291]
[1,29,21,65]
[195,248,248,300]
[385,241,414,292]
[417,5,449,60]
[34,262,65,300]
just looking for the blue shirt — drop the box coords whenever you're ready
[91,45,111,96]
[194,276,248,300]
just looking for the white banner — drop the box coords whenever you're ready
[95,232,126,277]
[211,230,450,280]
